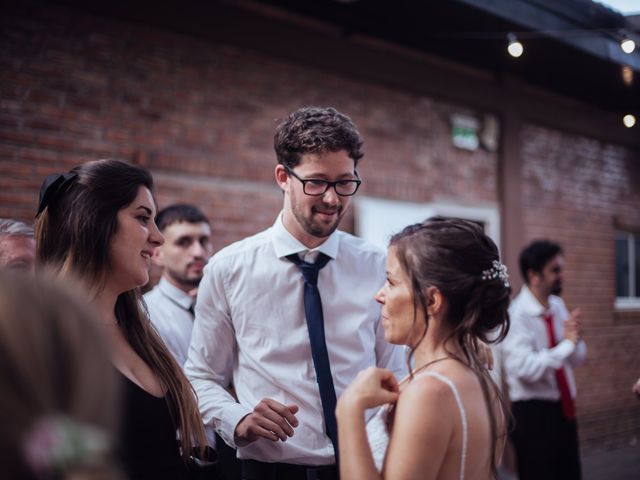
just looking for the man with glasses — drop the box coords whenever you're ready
[186,106,405,480]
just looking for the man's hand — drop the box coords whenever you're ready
[564,308,582,344]
[234,398,299,446]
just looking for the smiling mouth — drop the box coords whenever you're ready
[314,208,338,217]
[140,251,152,260]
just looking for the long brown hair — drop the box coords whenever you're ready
[390,217,511,478]
[34,159,206,458]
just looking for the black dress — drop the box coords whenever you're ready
[117,372,191,480]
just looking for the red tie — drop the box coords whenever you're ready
[542,313,576,421]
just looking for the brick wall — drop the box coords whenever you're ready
[521,124,640,451]
[2,0,639,455]
[0,1,498,251]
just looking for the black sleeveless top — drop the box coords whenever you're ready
[117,372,190,480]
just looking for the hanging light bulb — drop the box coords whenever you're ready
[507,33,524,58]
[622,65,633,86]
[620,33,636,54]
[623,114,636,128]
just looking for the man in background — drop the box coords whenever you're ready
[0,219,35,272]
[144,204,242,479]
[503,239,587,480]
[145,204,213,365]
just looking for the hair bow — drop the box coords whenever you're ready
[36,173,78,217]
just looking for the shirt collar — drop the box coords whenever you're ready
[518,284,547,317]
[271,211,339,261]
[157,277,194,311]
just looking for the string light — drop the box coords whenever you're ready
[507,33,524,58]
[620,33,636,54]
[621,65,633,86]
[623,114,636,128]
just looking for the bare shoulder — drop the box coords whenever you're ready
[399,370,459,410]
[385,368,459,476]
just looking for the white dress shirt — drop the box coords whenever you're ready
[185,213,406,465]
[144,277,194,367]
[144,277,218,447]
[502,285,587,402]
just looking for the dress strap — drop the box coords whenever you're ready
[419,371,467,480]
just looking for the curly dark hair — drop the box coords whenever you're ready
[274,106,364,168]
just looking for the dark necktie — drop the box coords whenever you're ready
[542,313,576,421]
[286,252,339,459]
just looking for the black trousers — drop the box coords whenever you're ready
[511,399,582,480]
[240,459,338,480]
[215,433,242,480]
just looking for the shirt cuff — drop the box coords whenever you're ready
[553,338,576,360]
[219,403,253,449]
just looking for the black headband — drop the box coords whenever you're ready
[36,172,78,217]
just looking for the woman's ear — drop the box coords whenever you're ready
[425,286,444,316]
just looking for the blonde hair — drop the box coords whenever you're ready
[0,271,119,479]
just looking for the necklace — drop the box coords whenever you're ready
[399,355,461,387]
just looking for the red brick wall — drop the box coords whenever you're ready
[0,1,498,252]
[521,124,640,451]
[2,0,639,454]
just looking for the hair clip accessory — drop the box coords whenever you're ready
[481,260,510,288]
[22,415,108,476]
[36,173,78,217]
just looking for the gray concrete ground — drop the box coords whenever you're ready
[582,444,640,480]
[497,443,639,480]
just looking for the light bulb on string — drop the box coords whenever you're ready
[620,33,636,54]
[507,33,524,58]
[623,114,636,128]
[621,65,633,86]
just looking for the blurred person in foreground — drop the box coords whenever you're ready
[0,271,119,480]
[337,218,511,479]
[35,159,208,480]
[502,240,587,480]
[0,218,35,272]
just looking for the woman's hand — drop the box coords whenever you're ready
[338,367,399,414]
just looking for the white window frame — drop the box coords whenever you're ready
[615,230,640,310]
[354,196,501,253]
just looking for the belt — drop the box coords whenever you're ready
[241,459,339,480]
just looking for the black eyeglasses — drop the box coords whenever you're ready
[284,165,361,196]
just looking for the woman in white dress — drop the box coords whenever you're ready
[337,218,511,480]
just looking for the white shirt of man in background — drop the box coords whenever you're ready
[503,241,587,480]
[144,206,213,365]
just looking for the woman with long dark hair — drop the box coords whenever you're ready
[337,218,511,480]
[35,159,206,479]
